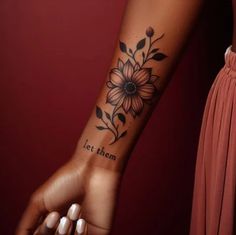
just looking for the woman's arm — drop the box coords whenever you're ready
[73,0,204,172]
[16,0,204,234]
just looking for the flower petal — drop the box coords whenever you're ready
[106,81,115,88]
[131,95,143,115]
[107,87,124,105]
[132,68,151,86]
[117,58,124,71]
[149,75,159,83]
[138,83,156,100]
[122,96,132,113]
[123,59,134,80]
[110,68,125,87]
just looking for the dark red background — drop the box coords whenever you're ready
[0,0,232,234]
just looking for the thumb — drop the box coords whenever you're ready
[16,193,48,235]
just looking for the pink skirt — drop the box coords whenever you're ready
[190,45,236,235]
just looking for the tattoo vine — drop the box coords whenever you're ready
[95,26,167,145]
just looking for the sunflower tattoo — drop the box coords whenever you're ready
[95,27,167,145]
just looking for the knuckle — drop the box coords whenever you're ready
[29,191,47,213]
[29,192,40,205]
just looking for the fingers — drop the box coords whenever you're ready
[59,204,87,235]
[75,219,87,235]
[33,203,87,235]
[55,216,88,235]
[33,212,60,235]
[67,203,81,221]
[67,204,81,234]
[56,217,71,235]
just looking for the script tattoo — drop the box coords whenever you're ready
[95,27,167,144]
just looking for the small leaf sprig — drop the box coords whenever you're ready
[95,105,127,145]
[119,26,167,68]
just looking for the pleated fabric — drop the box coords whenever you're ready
[190,45,236,235]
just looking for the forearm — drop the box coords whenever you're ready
[72,0,204,172]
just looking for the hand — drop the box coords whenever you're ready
[16,157,122,235]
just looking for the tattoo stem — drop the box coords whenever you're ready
[125,48,138,65]
[141,33,165,68]
[110,106,120,137]
[100,118,118,143]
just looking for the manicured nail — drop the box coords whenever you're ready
[76,219,86,234]
[58,217,70,234]
[45,212,60,229]
[67,203,81,221]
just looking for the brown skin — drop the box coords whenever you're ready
[16,0,204,234]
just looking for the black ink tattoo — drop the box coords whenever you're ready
[83,139,117,161]
[96,26,167,144]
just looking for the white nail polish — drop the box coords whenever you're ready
[76,218,86,234]
[58,217,70,234]
[67,203,81,221]
[45,212,60,228]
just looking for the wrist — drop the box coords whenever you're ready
[70,152,124,186]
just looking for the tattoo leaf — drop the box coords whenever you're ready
[142,52,145,58]
[96,126,106,130]
[136,38,146,50]
[117,113,126,124]
[134,63,141,71]
[96,106,103,119]
[152,52,167,61]
[150,48,159,54]
[105,111,111,120]
[129,48,133,54]
[120,130,127,138]
[119,41,127,53]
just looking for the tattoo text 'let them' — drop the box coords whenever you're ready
[83,139,117,161]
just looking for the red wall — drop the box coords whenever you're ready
[0,0,232,234]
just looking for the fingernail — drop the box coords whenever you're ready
[76,218,86,234]
[45,212,60,229]
[67,203,81,221]
[58,217,70,234]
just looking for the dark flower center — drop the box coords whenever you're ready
[124,81,137,95]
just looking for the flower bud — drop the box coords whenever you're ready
[146,27,154,37]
